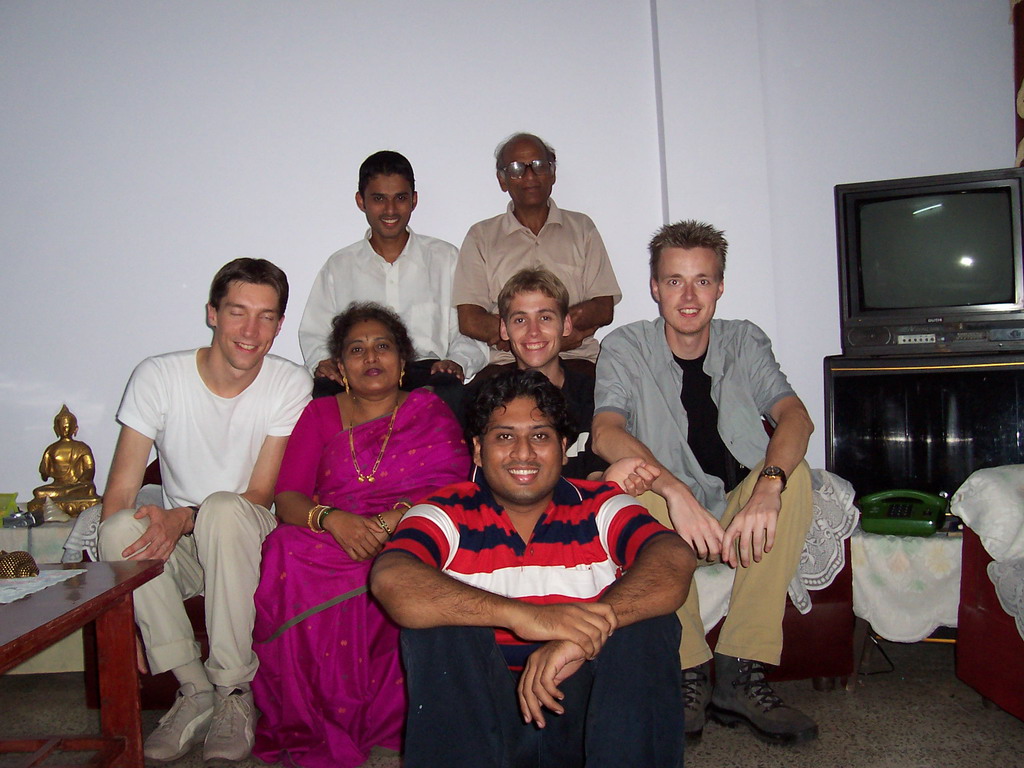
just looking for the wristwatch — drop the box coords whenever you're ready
[759,465,787,490]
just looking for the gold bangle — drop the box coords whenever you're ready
[375,513,393,536]
[391,501,412,514]
[308,504,331,533]
[317,506,335,532]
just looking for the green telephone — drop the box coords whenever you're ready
[857,489,948,536]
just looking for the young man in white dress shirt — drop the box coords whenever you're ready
[298,150,486,405]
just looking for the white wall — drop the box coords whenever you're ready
[654,0,1014,466]
[0,0,1013,499]
[0,0,663,497]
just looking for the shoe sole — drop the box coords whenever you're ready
[203,739,254,765]
[145,741,203,764]
[707,705,819,746]
[204,753,251,766]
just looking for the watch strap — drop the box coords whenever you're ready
[759,465,787,490]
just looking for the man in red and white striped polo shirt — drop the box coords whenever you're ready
[370,369,696,768]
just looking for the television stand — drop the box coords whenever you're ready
[824,353,1024,496]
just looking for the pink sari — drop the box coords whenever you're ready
[252,390,470,768]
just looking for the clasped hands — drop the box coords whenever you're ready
[321,509,391,561]
[428,359,464,381]
[511,601,619,728]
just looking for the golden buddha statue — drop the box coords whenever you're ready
[27,405,102,517]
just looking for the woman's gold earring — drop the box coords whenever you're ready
[342,375,349,392]
[399,368,405,387]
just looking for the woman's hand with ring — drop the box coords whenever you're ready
[322,509,389,561]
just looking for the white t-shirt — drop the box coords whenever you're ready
[297,229,488,378]
[116,349,312,510]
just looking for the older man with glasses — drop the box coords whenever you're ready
[453,132,621,380]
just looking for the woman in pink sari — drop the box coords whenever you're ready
[252,303,470,768]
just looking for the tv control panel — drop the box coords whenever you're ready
[844,322,1024,356]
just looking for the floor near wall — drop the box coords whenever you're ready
[1,639,1021,768]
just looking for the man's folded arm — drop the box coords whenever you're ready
[600,533,695,626]
[592,409,725,560]
[566,295,614,336]
[370,551,616,659]
[371,551,522,629]
[457,303,502,346]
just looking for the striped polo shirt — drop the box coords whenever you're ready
[383,474,673,671]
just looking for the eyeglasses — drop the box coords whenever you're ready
[500,159,556,180]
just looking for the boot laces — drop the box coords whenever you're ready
[681,665,708,707]
[734,660,784,712]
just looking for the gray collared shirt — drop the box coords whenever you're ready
[594,317,795,516]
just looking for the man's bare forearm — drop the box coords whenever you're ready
[101,489,139,521]
[457,304,501,346]
[101,427,154,520]
[592,410,727,559]
[592,411,688,499]
[370,551,617,658]
[600,534,695,625]
[370,551,523,629]
[567,295,614,335]
[762,395,814,480]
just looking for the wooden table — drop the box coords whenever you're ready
[0,560,163,768]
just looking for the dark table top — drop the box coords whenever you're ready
[0,560,163,673]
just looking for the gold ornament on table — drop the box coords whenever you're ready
[0,550,40,578]
[27,405,102,518]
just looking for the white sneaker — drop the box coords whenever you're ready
[203,688,257,763]
[144,683,215,762]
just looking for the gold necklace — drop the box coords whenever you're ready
[349,403,400,483]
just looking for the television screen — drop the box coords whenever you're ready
[857,189,1016,311]
[836,167,1024,357]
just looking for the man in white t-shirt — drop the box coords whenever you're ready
[98,258,312,764]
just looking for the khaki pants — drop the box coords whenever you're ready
[641,461,813,668]
[98,491,276,687]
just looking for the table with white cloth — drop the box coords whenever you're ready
[0,520,84,673]
[851,528,962,643]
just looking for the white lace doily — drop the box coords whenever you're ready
[0,569,86,604]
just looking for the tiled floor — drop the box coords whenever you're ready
[688,640,1023,768]
[2,640,1022,767]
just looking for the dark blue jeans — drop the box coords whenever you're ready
[401,614,684,768]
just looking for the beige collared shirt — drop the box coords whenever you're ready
[453,199,621,364]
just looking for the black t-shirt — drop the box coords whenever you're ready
[560,365,609,481]
[673,352,746,494]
